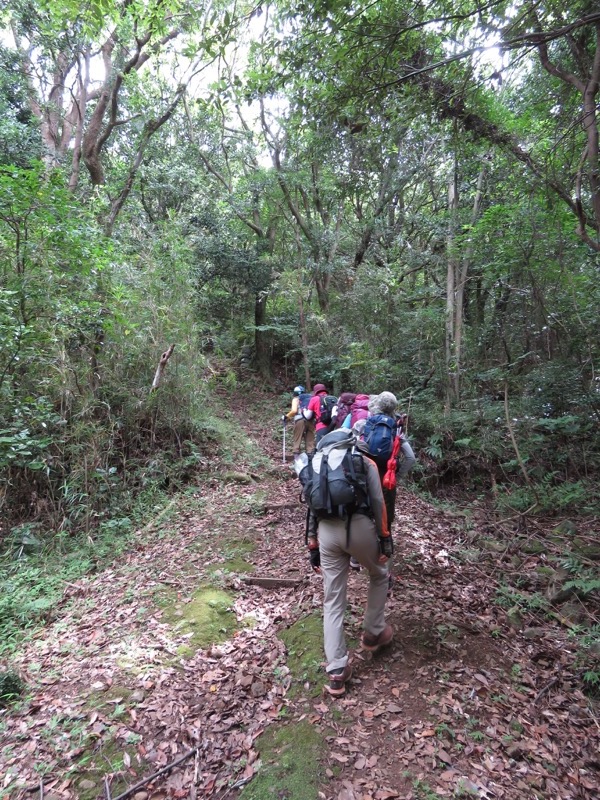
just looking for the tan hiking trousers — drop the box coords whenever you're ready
[318,514,389,673]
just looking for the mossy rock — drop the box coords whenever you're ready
[552,520,578,538]
[507,605,524,630]
[480,538,506,553]
[535,566,556,587]
[279,613,324,697]
[536,566,555,578]
[572,538,600,560]
[519,539,545,555]
[457,548,481,563]
[223,471,255,484]
[239,720,325,800]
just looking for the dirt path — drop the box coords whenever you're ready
[2,386,598,800]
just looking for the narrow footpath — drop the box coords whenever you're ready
[2,384,598,800]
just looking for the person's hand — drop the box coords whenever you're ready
[378,535,394,561]
[281,414,287,422]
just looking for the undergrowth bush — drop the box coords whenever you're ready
[0,379,254,652]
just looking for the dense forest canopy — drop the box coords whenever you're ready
[0,0,599,539]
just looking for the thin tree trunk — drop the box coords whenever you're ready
[68,50,90,191]
[445,161,459,409]
[151,344,176,392]
[453,160,486,401]
[298,290,311,390]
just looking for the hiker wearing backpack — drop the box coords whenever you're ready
[365,392,416,531]
[333,392,356,429]
[283,385,315,456]
[341,393,371,429]
[304,383,337,445]
[295,429,394,698]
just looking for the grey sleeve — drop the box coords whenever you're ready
[397,438,416,478]
[364,457,388,538]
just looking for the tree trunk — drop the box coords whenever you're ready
[445,163,459,409]
[453,160,486,402]
[298,290,311,390]
[254,292,271,379]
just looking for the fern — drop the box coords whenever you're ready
[563,578,600,595]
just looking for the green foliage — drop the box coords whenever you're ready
[0,0,599,635]
[496,478,597,515]
[0,521,131,651]
[495,586,549,614]
[0,670,24,707]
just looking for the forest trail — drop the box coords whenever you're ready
[3,385,599,800]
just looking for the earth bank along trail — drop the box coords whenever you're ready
[2,385,599,800]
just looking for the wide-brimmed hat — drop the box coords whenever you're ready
[368,391,398,416]
[313,383,327,394]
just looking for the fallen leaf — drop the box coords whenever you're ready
[331,752,350,764]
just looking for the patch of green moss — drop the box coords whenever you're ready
[279,613,323,697]
[72,736,138,800]
[239,720,325,800]
[209,556,255,576]
[161,585,238,655]
[207,536,257,576]
[87,685,133,711]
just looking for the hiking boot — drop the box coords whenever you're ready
[326,664,353,697]
[350,557,361,572]
[362,624,393,652]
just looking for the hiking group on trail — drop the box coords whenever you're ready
[282,385,416,697]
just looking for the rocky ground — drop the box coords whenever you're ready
[2,384,599,800]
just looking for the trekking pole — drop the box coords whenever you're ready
[282,418,287,464]
[405,392,413,434]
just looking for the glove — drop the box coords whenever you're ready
[308,540,321,572]
[281,414,287,422]
[378,535,394,559]
[309,548,321,571]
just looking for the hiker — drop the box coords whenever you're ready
[296,429,394,697]
[366,391,416,531]
[282,385,315,456]
[341,393,371,429]
[333,392,356,429]
[348,392,416,575]
[304,383,335,445]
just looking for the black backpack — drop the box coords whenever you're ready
[299,446,370,521]
[319,395,338,426]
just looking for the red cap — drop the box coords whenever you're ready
[313,383,327,394]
